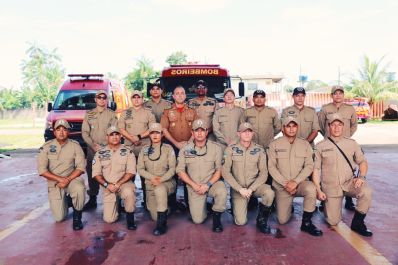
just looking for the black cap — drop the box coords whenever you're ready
[196,80,207,87]
[253,90,266,97]
[149,82,161,89]
[293,87,306,95]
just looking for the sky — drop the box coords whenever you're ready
[1,0,398,89]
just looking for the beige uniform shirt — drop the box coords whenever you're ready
[38,139,86,184]
[314,137,366,197]
[318,103,358,137]
[268,136,314,191]
[118,107,156,146]
[244,106,281,148]
[176,141,222,184]
[160,104,197,142]
[281,105,320,140]
[82,108,117,149]
[213,106,244,145]
[137,143,176,184]
[92,145,136,184]
[188,97,218,129]
[222,142,268,192]
[143,98,172,122]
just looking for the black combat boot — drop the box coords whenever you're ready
[344,196,356,211]
[72,208,83,231]
[126,212,137,230]
[212,211,223,233]
[248,196,258,211]
[351,210,372,237]
[82,195,97,211]
[256,203,271,234]
[300,211,323,236]
[66,194,73,208]
[153,211,168,236]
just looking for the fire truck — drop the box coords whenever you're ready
[150,64,244,101]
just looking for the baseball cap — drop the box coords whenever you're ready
[238,122,253,132]
[106,125,120,135]
[150,82,162,90]
[192,119,208,130]
[149,123,162,133]
[328,113,344,124]
[223,88,235,96]
[96,90,107,97]
[131,90,143,98]
[196,80,207,87]
[331,85,344,94]
[54,119,71,129]
[293,87,306,95]
[253,90,266,97]
[282,116,299,126]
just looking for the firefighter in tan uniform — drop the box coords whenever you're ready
[213,88,244,151]
[118,90,156,208]
[188,80,218,141]
[176,119,227,232]
[143,82,172,122]
[222,122,274,233]
[281,87,320,145]
[81,90,117,211]
[244,90,281,148]
[38,119,86,230]
[161,86,197,211]
[137,123,176,236]
[318,85,358,211]
[268,117,322,236]
[313,113,372,237]
[92,126,137,230]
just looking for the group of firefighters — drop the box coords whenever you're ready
[37,80,373,238]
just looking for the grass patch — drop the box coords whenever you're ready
[368,119,398,124]
[0,134,45,150]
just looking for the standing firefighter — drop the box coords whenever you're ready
[268,117,322,236]
[144,82,172,123]
[176,119,227,232]
[137,123,176,236]
[92,126,137,230]
[38,119,86,230]
[222,122,274,233]
[313,113,373,237]
[81,90,117,211]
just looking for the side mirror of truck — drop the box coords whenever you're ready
[47,102,53,112]
[239,82,245,97]
[109,102,117,111]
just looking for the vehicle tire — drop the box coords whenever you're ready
[361,118,367,123]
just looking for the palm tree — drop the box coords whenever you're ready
[350,55,398,107]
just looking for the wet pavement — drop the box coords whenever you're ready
[0,145,397,265]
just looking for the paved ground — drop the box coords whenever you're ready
[0,123,397,265]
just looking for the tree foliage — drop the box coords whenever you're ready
[166,51,188,65]
[349,55,398,105]
[124,57,158,92]
[20,43,65,108]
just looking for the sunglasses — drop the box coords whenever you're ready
[97,96,107,100]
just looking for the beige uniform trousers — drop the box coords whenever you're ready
[324,180,372,226]
[275,180,317,224]
[102,182,136,223]
[188,181,227,224]
[48,178,85,222]
[231,184,275,225]
[146,180,176,221]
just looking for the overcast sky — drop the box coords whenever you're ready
[1,0,397,89]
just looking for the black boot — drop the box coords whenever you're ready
[351,211,372,237]
[301,211,323,236]
[318,201,325,212]
[248,196,258,211]
[66,194,73,208]
[153,211,168,236]
[126,212,137,230]
[82,195,97,211]
[345,196,356,211]
[72,209,83,231]
[212,212,223,233]
[256,204,271,234]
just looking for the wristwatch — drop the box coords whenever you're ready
[137,134,142,140]
[103,182,109,188]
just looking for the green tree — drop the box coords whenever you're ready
[124,57,158,92]
[166,51,187,65]
[20,43,65,108]
[0,89,22,110]
[350,55,398,106]
[305,80,328,91]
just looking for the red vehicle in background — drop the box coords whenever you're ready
[346,98,371,123]
[44,74,129,148]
